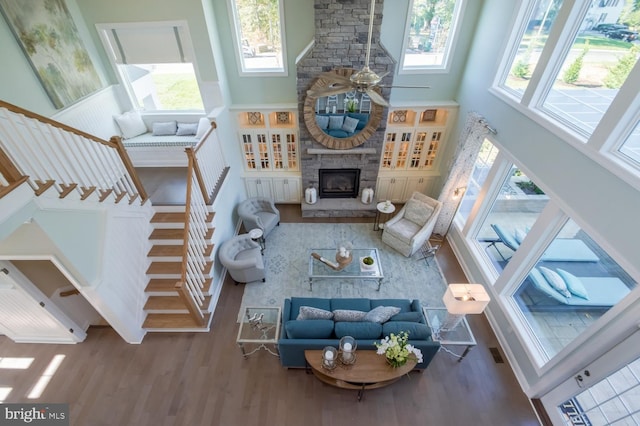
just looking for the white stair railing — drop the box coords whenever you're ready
[175,155,211,325]
[0,100,147,204]
[186,121,228,204]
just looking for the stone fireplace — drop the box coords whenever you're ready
[297,0,394,217]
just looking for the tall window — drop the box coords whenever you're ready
[500,0,564,97]
[497,1,640,140]
[475,165,549,274]
[97,22,204,112]
[229,0,287,75]
[400,0,464,71]
[540,11,639,137]
[458,138,499,222]
[512,219,636,361]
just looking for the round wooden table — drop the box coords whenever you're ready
[304,350,416,401]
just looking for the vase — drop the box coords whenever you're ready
[386,356,407,368]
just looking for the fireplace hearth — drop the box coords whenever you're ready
[319,169,360,198]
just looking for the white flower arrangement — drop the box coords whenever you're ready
[375,331,423,368]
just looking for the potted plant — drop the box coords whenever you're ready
[361,255,375,270]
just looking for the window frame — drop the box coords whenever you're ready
[96,21,205,113]
[227,0,288,77]
[492,1,640,192]
[398,0,466,74]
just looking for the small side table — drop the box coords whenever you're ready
[248,228,265,253]
[237,306,281,358]
[423,307,477,362]
[374,201,396,231]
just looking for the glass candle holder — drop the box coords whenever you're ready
[322,346,338,370]
[339,336,357,365]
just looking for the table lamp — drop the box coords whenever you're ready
[441,283,490,331]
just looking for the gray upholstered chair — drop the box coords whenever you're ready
[237,197,280,237]
[218,234,265,284]
[381,192,442,257]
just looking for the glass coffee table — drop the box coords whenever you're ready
[423,306,477,362]
[236,306,281,359]
[308,248,384,291]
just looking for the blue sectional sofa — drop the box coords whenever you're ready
[315,113,369,138]
[278,297,441,369]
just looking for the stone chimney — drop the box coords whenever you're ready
[297,0,395,217]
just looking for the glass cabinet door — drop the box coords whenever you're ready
[240,132,257,170]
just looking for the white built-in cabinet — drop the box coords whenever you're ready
[236,107,302,203]
[376,105,457,202]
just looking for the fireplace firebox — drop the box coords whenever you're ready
[319,168,360,198]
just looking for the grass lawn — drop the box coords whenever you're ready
[152,74,204,110]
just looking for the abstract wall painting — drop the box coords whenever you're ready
[0,0,104,109]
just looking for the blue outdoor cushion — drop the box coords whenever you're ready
[529,268,568,304]
[492,223,520,251]
[557,268,589,300]
[382,321,432,340]
[328,115,344,130]
[334,321,382,339]
[285,320,334,339]
[389,311,423,322]
[289,297,331,320]
[370,299,412,313]
[331,298,371,312]
[316,115,329,129]
[342,116,359,133]
[347,113,369,130]
[327,129,350,138]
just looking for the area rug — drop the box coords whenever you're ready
[237,223,448,322]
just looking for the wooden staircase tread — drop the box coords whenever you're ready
[143,313,211,329]
[149,228,184,240]
[146,261,213,275]
[151,212,186,223]
[144,295,212,310]
[146,278,212,292]
[148,245,183,257]
[149,228,213,240]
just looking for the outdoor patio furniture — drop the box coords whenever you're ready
[488,224,599,263]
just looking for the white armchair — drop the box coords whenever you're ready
[381,192,442,257]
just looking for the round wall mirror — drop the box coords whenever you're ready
[303,68,384,150]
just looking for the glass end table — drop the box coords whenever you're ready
[237,306,281,358]
[423,307,477,362]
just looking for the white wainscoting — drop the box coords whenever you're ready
[52,85,125,140]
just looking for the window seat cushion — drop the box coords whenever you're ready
[122,133,199,148]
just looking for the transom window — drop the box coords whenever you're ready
[400,0,464,72]
[229,0,287,75]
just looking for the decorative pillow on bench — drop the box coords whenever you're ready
[152,121,178,136]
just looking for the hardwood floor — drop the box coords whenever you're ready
[0,204,540,426]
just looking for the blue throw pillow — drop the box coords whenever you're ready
[382,322,432,340]
[328,115,344,130]
[342,116,359,133]
[335,321,382,339]
[316,115,329,130]
[557,268,589,300]
[285,320,334,339]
